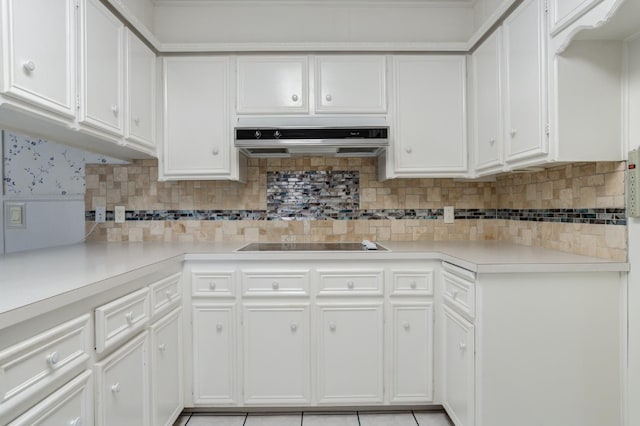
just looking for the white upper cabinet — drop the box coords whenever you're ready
[502,0,548,165]
[388,55,467,178]
[2,0,76,118]
[315,56,387,113]
[161,56,241,181]
[471,29,503,175]
[549,0,604,35]
[236,56,308,114]
[124,29,156,152]
[79,0,125,137]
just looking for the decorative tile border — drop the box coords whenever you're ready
[85,208,626,225]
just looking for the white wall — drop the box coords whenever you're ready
[152,3,474,44]
[626,35,640,426]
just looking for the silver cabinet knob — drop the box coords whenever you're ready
[111,383,121,393]
[405,147,412,154]
[291,94,299,102]
[133,116,140,125]
[403,321,410,330]
[325,94,332,102]
[23,60,35,72]
[329,322,336,331]
[346,280,354,289]
[212,148,219,156]
[70,417,83,426]
[47,351,59,367]
[510,129,518,137]
[158,343,166,352]
[489,139,496,146]
[409,280,417,289]
[216,323,223,331]
[111,105,119,116]
[209,281,217,290]
[272,281,279,290]
[125,311,135,324]
[290,323,298,331]
[459,342,467,351]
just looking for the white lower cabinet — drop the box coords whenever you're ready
[150,308,183,426]
[443,306,475,426]
[94,331,150,426]
[192,303,237,405]
[243,304,310,404]
[7,370,93,426]
[317,303,384,404]
[390,304,434,403]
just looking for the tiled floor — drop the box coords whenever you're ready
[173,411,453,426]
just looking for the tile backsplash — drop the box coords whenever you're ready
[85,158,627,261]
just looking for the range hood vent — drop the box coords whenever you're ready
[234,117,389,158]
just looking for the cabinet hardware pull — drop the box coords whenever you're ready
[216,323,223,331]
[347,280,354,289]
[329,322,336,331]
[459,342,467,351]
[489,139,496,146]
[158,343,166,352]
[403,321,410,330]
[290,323,298,331]
[510,128,518,137]
[166,290,173,299]
[111,383,121,393]
[125,311,135,324]
[212,148,219,156]
[405,147,412,154]
[451,288,458,299]
[409,280,417,289]
[23,60,35,72]
[47,351,59,367]
[291,94,299,102]
[70,417,83,426]
[111,105,119,115]
[325,94,332,102]
[133,116,140,125]
[209,281,216,290]
[272,281,279,290]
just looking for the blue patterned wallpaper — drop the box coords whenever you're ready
[3,132,126,196]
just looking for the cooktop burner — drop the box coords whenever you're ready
[236,242,388,252]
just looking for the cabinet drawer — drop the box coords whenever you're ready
[442,271,475,319]
[192,271,235,298]
[391,271,434,295]
[95,288,150,354]
[0,315,90,418]
[150,272,182,318]
[7,370,93,426]
[317,270,383,295]
[241,270,310,296]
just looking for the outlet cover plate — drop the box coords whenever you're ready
[114,206,125,223]
[95,206,106,223]
[444,206,454,224]
[5,202,26,228]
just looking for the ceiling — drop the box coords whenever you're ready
[152,0,475,4]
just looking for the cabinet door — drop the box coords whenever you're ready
[94,332,149,426]
[391,56,467,176]
[503,0,548,164]
[125,29,155,151]
[150,308,183,426]
[237,56,308,114]
[472,29,503,175]
[192,304,237,404]
[162,57,232,179]
[7,370,93,426]
[79,0,124,136]
[390,304,433,403]
[443,306,475,426]
[315,56,386,113]
[243,304,310,404]
[2,0,75,117]
[317,304,383,404]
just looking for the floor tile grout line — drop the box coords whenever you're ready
[301,411,304,426]
[412,410,419,425]
[242,412,248,426]
[356,410,361,426]
[183,413,192,425]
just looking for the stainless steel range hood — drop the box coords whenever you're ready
[234,117,389,158]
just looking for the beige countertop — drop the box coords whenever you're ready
[0,241,629,330]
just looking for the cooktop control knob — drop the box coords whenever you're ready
[274,130,281,139]
[254,130,261,139]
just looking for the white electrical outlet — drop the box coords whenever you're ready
[95,206,106,223]
[444,206,455,224]
[115,206,126,224]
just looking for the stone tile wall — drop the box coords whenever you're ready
[85,158,627,261]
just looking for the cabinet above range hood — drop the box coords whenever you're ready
[234,117,389,158]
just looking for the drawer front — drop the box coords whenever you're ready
[95,287,150,354]
[317,270,383,295]
[442,271,475,319]
[391,271,434,295]
[192,271,235,298]
[7,370,93,426]
[0,315,90,418]
[242,270,310,296]
[150,273,182,318]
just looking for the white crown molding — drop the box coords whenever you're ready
[157,41,470,53]
[467,0,517,49]
[152,0,474,8]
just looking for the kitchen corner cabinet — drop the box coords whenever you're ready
[387,55,467,178]
[443,306,474,426]
[124,29,156,154]
[470,29,503,175]
[1,0,76,118]
[237,56,308,114]
[315,56,387,113]
[161,56,244,181]
[502,0,548,166]
[79,0,125,138]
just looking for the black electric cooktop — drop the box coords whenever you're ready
[236,242,387,252]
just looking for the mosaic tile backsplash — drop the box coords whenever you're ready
[84,158,628,261]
